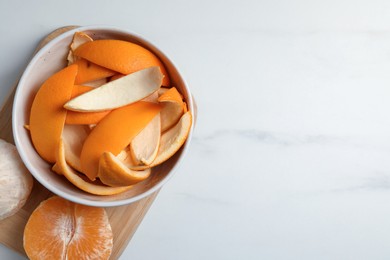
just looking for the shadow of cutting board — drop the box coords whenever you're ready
[0,26,159,259]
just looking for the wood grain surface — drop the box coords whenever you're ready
[0,26,158,259]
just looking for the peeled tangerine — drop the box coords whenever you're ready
[24,196,113,260]
[0,139,33,220]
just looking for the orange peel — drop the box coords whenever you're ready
[130,114,161,165]
[65,85,110,125]
[65,67,163,112]
[53,139,133,195]
[98,152,151,187]
[80,101,162,180]
[130,111,192,170]
[29,64,78,163]
[73,39,170,86]
[73,59,116,84]
[24,196,113,260]
[82,78,108,88]
[62,124,90,172]
[67,32,93,64]
[158,87,185,132]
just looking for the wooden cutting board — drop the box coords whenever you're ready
[0,26,159,259]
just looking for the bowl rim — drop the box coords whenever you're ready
[12,25,194,207]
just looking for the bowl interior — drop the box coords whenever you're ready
[13,27,194,207]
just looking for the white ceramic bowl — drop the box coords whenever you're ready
[12,25,194,207]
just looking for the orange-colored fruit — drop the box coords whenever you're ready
[142,90,159,103]
[65,85,110,125]
[74,39,170,86]
[53,139,133,195]
[73,59,116,84]
[29,64,78,163]
[24,196,113,260]
[80,101,162,180]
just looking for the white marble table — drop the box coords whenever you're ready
[1,1,390,259]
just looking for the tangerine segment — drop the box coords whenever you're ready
[65,85,110,125]
[29,64,78,163]
[54,139,133,195]
[24,196,113,260]
[74,39,171,86]
[80,101,162,180]
[73,59,116,84]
